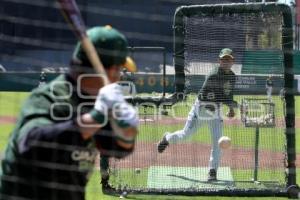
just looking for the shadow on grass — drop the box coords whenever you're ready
[167,174,234,187]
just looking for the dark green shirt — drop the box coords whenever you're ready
[198,67,236,108]
[0,75,97,200]
[266,79,273,87]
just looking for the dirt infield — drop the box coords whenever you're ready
[141,116,300,128]
[109,117,300,170]
[2,115,300,170]
[110,142,293,170]
[2,115,300,128]
[116,115,300,169]
[0,116,17,124]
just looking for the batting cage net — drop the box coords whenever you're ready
[105,3,295,197]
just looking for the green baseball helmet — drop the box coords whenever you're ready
[73,25,136,72]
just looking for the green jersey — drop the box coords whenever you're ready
[198,67,236,108]
[0,75,97,200]
[266,79,273,87]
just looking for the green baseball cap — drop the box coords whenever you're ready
[219,48,234,59]
[73,25,136,72]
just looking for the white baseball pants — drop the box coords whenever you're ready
[266,86,272,102]
[165,99,223,170]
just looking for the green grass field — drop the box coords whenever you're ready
[0,92,299,200]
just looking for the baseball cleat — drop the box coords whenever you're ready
[207,169,217,182]
[101,177,114,194]
[157,134,169,153]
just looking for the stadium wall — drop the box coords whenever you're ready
[0,73,299,95]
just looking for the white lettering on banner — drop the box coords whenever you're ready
[235,76,257,89]
[235,85,249,89]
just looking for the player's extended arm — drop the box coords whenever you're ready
[18,120,80,154]
[226,75,237,118]
[79,84,138,150]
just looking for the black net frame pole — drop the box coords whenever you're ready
[163,48,166,98]
[112,188,288,197]
[253,126,259,182]
[173,10,185,98]
[281,5,296,187]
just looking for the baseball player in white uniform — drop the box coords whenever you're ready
[266,76,273,102]
[157,48,237,181]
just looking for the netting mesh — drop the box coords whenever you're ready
[107,5,289,195]
[183,12,284,92]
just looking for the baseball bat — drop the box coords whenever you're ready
[57,0,136,150]
[57,0,109,86]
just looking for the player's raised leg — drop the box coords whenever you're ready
[157,100,203,153]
